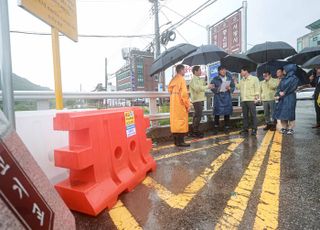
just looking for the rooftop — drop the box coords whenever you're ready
[306,18,320,31]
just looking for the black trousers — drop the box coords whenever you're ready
[192,101,204,132]
[241,101,257,130]
[214,115,230,127]
[315,92,320,125]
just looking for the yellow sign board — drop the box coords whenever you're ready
[18,0,78,42]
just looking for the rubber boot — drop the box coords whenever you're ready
[177,134,190,147]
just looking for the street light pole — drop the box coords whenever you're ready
[0,0,15,129]
[241,0,248,53]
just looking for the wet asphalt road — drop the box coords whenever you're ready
[73,100,320,230]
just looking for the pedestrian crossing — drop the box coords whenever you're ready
[106,130,283,229]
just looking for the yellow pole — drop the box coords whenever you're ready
[51,27,63,110]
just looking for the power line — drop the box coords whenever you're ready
[175,29,189,43]
[166,0,218,31]
[10,30,154,38]
[161,5,206,29]
[142,0,218,51]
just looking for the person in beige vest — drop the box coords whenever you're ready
[260,70,279,131]
[234,67,260,136]
[189,66,213,138]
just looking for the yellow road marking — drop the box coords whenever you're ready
[109,200,142,230]
[253,131,282,230]
[215,131,274,229]
[153,126,265,152]
[155,139,235,161]
[143,138,244,209]
[153,131,240,151]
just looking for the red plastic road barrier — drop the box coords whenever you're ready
[53,107,156,216]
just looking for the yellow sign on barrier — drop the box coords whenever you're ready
[18,0,78,42]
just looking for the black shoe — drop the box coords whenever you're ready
[251,129,257,136]
[312,124,320,129]
[269,125,276,131]
[240,129,249,135]
[213,125,219,134]
[263,125,270,131]
[188,132,197,137]
[177,142,191,147]
[174,136,178,146]
[280,128,287,135]
[195,132,204,138]
[176,135,190,147]
[286,129,294,135]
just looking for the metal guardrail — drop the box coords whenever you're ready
[0,90,249,124]
[0,91,170,100]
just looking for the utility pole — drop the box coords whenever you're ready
[150,0,161,58]
[0,0,15,129]
[206,25,211,45]
[149,0,165,93]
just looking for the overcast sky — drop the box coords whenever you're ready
[7,0,320,91]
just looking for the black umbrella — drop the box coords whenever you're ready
[258,62,308,85]
[256,60,289,80]
[149,43,197,76]
[302,54,320,69]
[288,46,320,65]
[181,44,227,66]
[220,54,257,73]
[295,67,309,86]
[246,41,297,63]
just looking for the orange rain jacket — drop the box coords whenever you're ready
[168,74,190,133]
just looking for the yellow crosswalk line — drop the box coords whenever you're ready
[253,132,282,230]
[215,131,274,230]
[153,131,240,151]
[143,138,244,209]
[109,200,142,230]
[155,139,234,161]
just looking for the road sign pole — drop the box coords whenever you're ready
[241,0,248,53]
[0,0,16,128]
[51,27,63,110]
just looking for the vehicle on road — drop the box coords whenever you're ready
[296,87,315,100]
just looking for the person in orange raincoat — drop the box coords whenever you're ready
[168,64,191,147]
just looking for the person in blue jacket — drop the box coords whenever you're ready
[274,64,299,135]
[211,66,235,133]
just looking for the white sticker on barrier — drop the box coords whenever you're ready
[124,111,136,137]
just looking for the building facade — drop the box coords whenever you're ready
[297,19,320,52]
[116,49,165,91]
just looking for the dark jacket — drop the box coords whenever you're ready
[274,64,299,121]
[310,74,320,100]
[210,74,235,116]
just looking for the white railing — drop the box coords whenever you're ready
[0,90,219,123]
[0,90,248,124]
[6,91,170,100]
[0,90,170,119]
